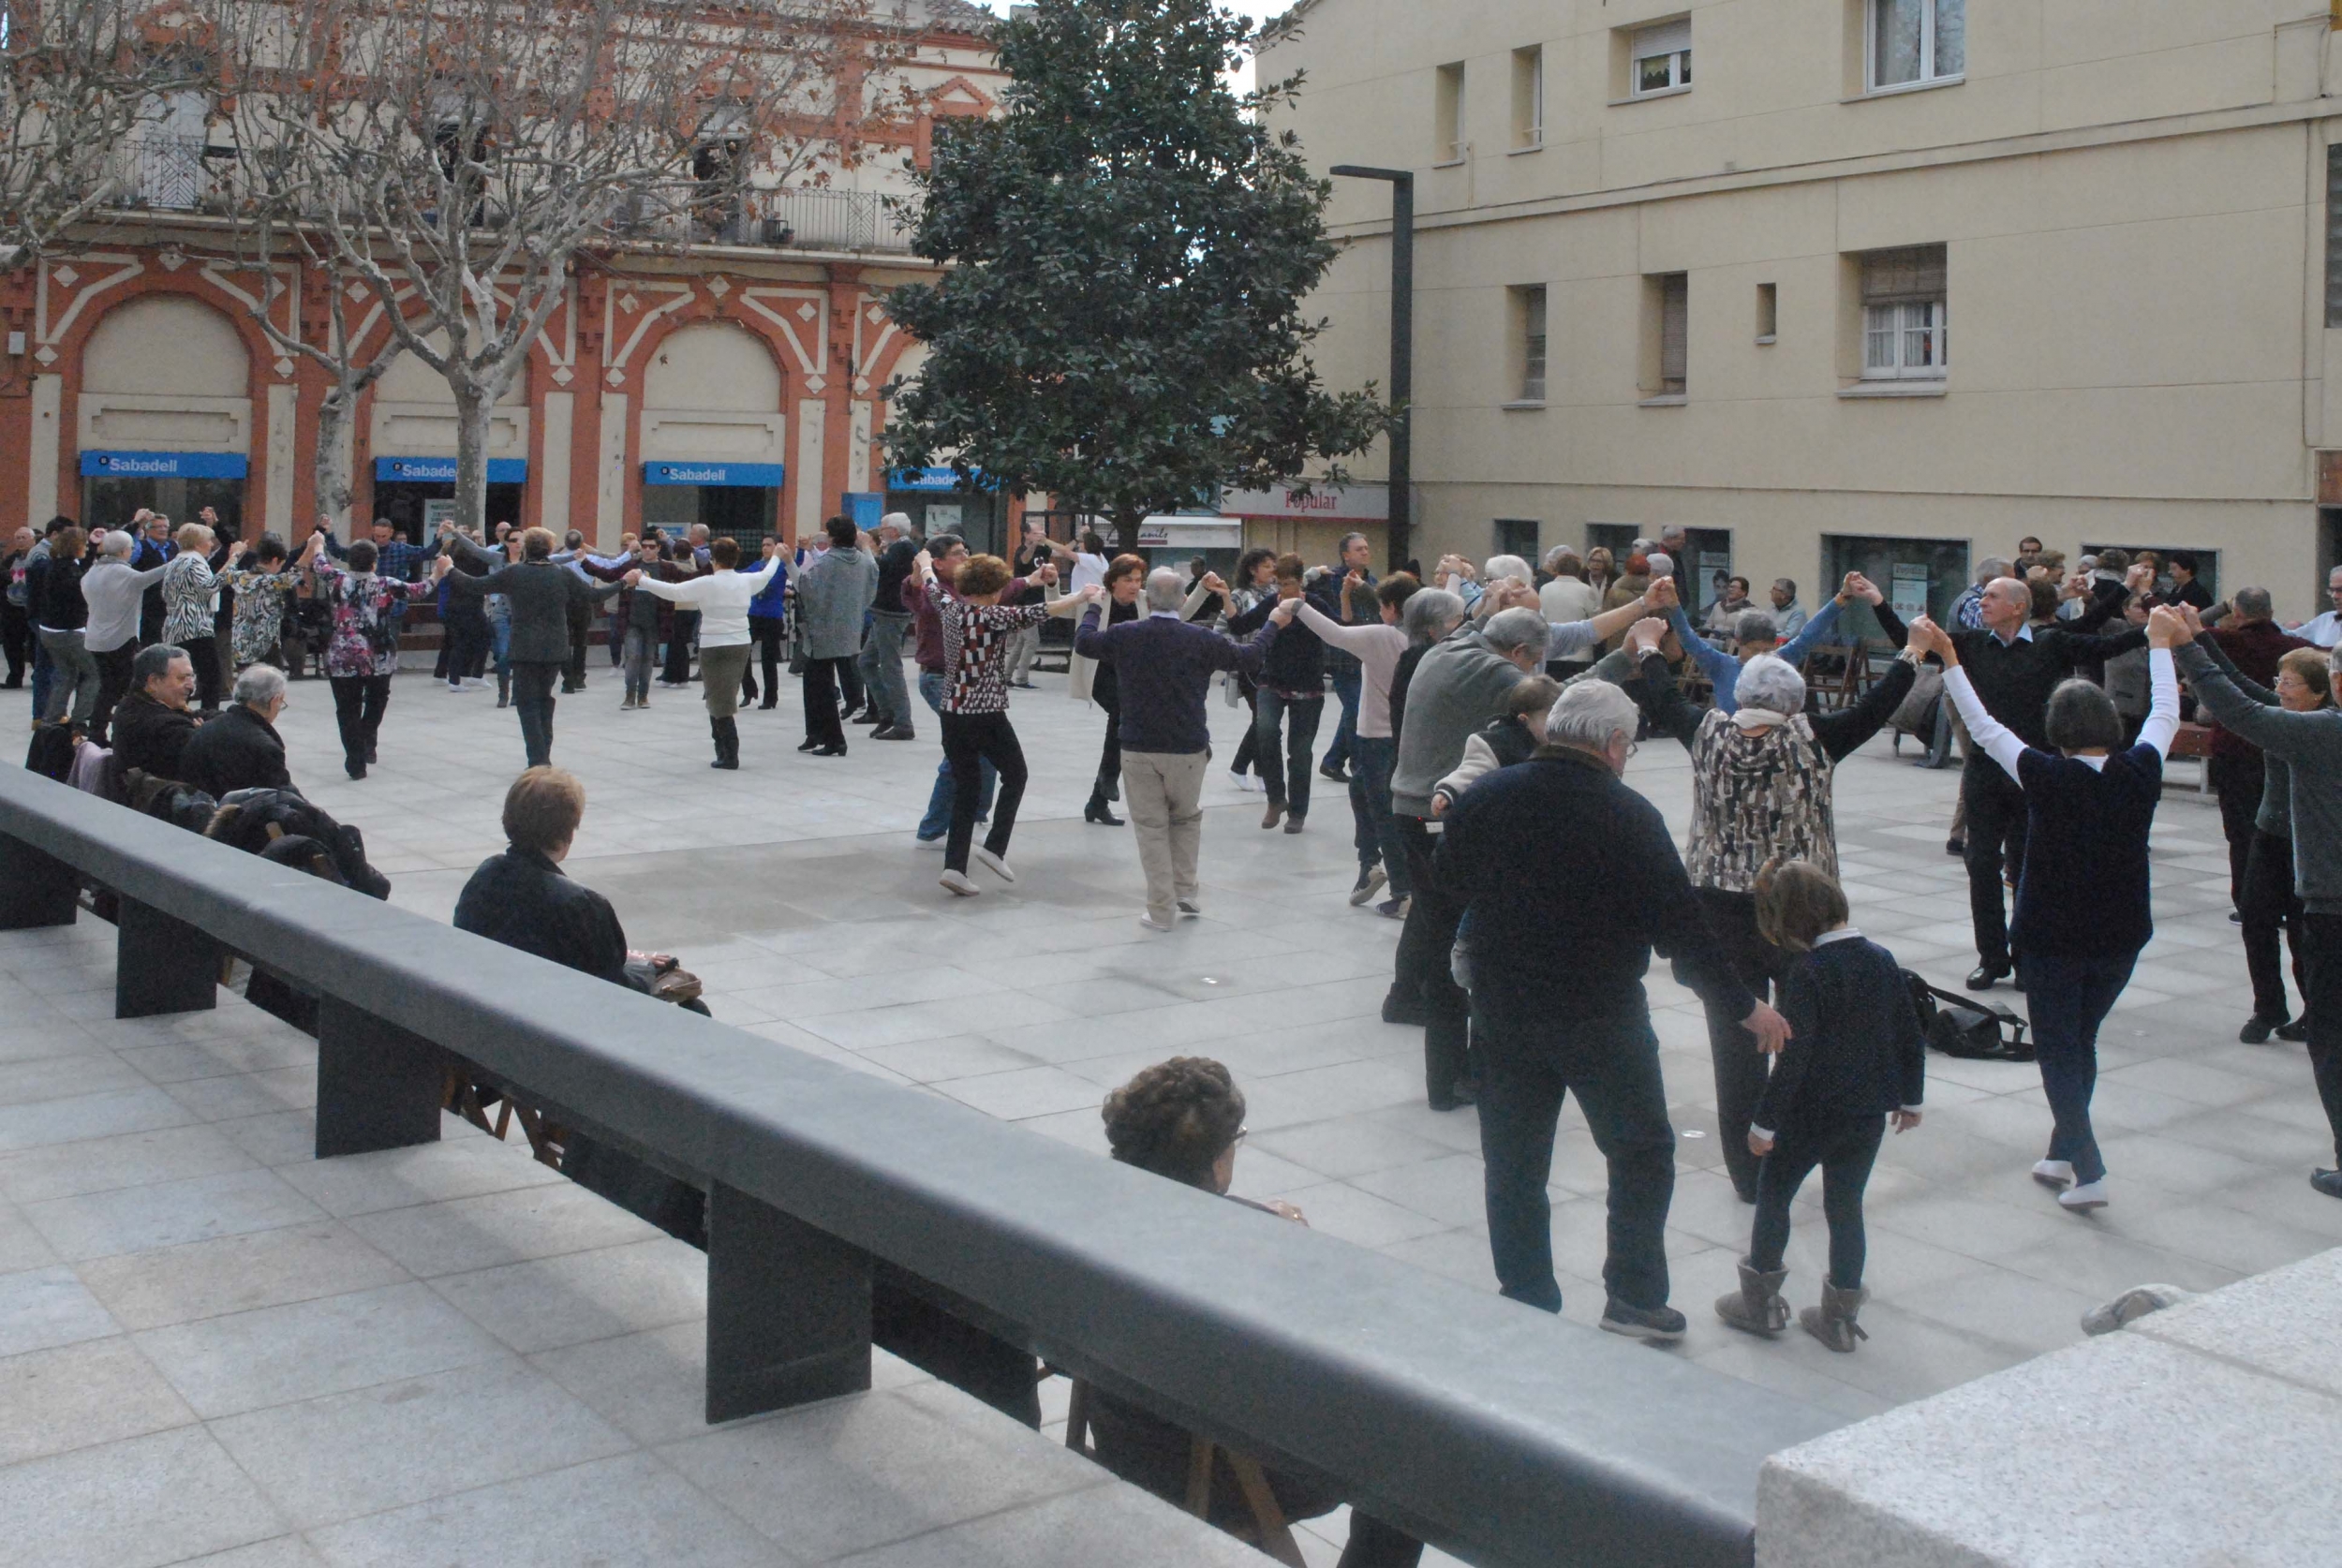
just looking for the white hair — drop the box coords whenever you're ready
[231,662,287,709]
[1546,681,1640,755]
[1481,606,1550,662]
[879,511,913,537]
[98,530,133,559]
[1646,551,1674,579]
[1483,554,1532,586]
[1143,567,1186,613]
[1735,653,1806,717]
[1403,588,1466,646]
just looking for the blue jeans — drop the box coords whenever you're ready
[2020,951,2136,1185]
[1324,664,1361,771]
[1253,688,1324,817]
[918,670,993,839]
[1347,735,1409,895]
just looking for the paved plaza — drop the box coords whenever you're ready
[5,656,2342,1564]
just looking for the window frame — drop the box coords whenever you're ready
[1511,45,1545,151]
[1865,0,1964,96]
[1861,299,1947,379]
[1655,272,1688,398]
[1518,284,1548,404]
[1630,19,1693,98]
[1434,61,1467,165]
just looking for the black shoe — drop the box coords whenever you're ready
[853,712,885,726]
[1965,963,2009,991]
[1946,837,1965,856]
[1428,1079,1477,1112]
[797,737,821,752]
[813,743,848,757]
[758,701,778,711]
[1599,1298,1688,1345]
[1319,763,1348,784]
[2277,1018,2312,1043]
[2241,1014,2285,1044]
[872,725,915,740]
[711,755,738,770]
[1381,988,1430,1027]
[2229,910,2244,925]
[2311,1169,2342,1200]
[1085,795,1124,826]
[345,763,366,780]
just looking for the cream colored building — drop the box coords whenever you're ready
[1264,0,2342,623]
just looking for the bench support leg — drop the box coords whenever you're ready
[316,998,445,1160]
[115,898,220,1018]
[0,836,78,930]
[706,1181,871,1423]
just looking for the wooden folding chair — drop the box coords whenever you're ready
[1061,1377,1308,1568]
[440,1062,570,1169]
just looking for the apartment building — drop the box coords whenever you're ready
[1265,1,2342,622]
[0,0,1014,555]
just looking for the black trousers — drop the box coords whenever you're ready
[1473,986,1676,1313]
[1394,816,1473,1103]
[1748,1114,1887,1290]
[740,619,784,705]
[1228,681,1259,773]
[329,674,393,772]
[662,611,699,683]
[2299,912,2342,1167]
[800,656,850,747]
[1694,887,1794,1201]
[91,642,137,743]
[444,609,489,685]
[2242,829,2308,1025]
[1,602,27,685]
[564,601,592,690]
[1961,758,2028,969]
[2210,751,2265,910]
[511,660,561,767]
[182,634,225,711]
[1091,684,1121,800]
[941,710,1028,874]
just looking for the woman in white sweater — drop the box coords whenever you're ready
[626,536,783,770]
[1296,570,1420,915]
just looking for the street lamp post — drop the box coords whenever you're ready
[1328,164,1413,572]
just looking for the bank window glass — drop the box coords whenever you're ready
[1632,20,1691,96]
[1860,245,1948,379]
[1872,0,1964,92]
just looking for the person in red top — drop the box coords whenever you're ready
[2207,585,2314,911]
[915,549,1091,896]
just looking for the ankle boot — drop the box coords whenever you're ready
[1800,1280,1871,1354]
[1713,1259,1791,1338]
[710,717,739,769]
[1084,789,1123,826]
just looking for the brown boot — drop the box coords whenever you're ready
[1261,802,1285,830]
[1800,1280,1871,1354]
[1714,1260,1790,1338]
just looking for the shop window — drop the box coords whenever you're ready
[1820,534,1970,641]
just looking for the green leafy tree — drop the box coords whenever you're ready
[882,0,1391,550]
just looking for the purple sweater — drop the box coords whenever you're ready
[1075,608,1277,755]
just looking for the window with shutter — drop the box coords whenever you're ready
[1659,274,1688,394]
[1632,18,1692,96]
[1859,245,1948,379]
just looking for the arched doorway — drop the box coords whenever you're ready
[78,294,253,533]
[639,322,786,546]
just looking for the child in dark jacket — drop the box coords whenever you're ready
[1715,861,1925,1352]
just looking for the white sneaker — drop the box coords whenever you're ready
[1229,772,1259,792]
[2032,1160,2076,1191]
[2058,1179,2110,1212]
[449,680,482,694]
[1137,913,1172,931]
[973,847,1015,883]
[1176,900,1201,919]
[1348,864,1387,907]
[939,869,980,897]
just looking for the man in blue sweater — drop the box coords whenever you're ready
[1078,569,1287,930]
[1437,680,1790,1342]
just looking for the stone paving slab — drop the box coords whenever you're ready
[7,655,2340,1563]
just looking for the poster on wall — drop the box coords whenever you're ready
[423,499,459,533]
[1891,564,1931,620]
[924,503,963,535]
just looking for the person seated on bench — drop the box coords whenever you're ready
[1091,1058,1424,1568]
[111,643,201,783]
[181,662,294,798]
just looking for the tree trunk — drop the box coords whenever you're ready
[313,386,357,536]
[1110,506,1145,556]
[452,382,493,540]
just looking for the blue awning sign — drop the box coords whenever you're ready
[374,456,528,484]
[642,461,787,488]
[888,465,991,493]
[80,450,248,480]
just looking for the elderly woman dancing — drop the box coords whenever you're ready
[1617,613,1920,1204]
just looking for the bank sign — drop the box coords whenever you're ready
[888,466,993,493]
[642,462,787,488]
[81,450,249,480]
[375,457,528,484]
[1218,483,1388,523]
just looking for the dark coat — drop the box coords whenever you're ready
[442,538,618,664]
[452,846,630,987]
[180,703,292,797]
[110,691,200,781]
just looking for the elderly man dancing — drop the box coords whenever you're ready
[1076,568,1286,928]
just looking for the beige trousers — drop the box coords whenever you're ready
[1122,749,1208,921]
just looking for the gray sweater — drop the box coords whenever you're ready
[2177,643,2342,911]
[795,546,877,659]
[1391,629,1528,818]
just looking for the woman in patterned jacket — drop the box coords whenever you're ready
[309,540,447,778]
[218,532,319,671]
[1616,615,1920,1206]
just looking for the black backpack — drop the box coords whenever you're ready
[24,722,77,783]
[1904,970,2034,1062]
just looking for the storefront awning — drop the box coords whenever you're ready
[642,461,785,487]
[888,465,993,493]
[1138,516,1242,549]
[81,450,247,480]
[375,456,527,484]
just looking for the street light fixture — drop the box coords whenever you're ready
[1328,164,1413,572]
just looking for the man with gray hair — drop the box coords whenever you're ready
[1075,568,1285,929]
[79,526,172,744]
[1387,591,1658,1110]
[181,661,294,797]
[110,643,200,781]
[1437,679,1788,1341]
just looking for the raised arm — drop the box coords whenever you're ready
[2188,630,2278,708]
[1810,651,1918,762]
[1663,601,1734,685]
[1073,603,1112,661]
[1295,599,1395,658]
[1926,621,2029,785]
[2137,645,2181,760]
[1628,647,1705,751]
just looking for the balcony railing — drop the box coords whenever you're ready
[721,186,919,253]
[110,135,235,214]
